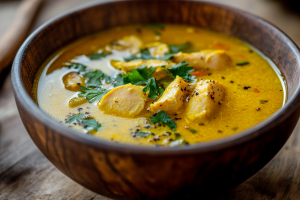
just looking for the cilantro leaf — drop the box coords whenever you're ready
[168,43,191,53]
[82,118,101,131]
[123,65,155,85]
[90,52,108,60]
[79,87,109,102]
[84,70,112,87]
[112,73,124,87]
[66,113,84,124]
[154,30,161,36]
[149,111,177,130]
[163,62,196,82]
[145,23,165,29]
[67,63,88,73]
[143,77,164,99]
[124,49,176,62]
[135,132,150,137]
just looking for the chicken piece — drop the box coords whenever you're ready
[111,59,175,80]
[150,76,190,114]
[62,72,85,92]
[173,50,232,70]
[98,84,147,117]
[109,35,143,54]
[185,80,225,122]
[143,42,170,57]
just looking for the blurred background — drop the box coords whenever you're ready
[0,0,300,199]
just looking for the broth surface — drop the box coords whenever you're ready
[35,24,285,147]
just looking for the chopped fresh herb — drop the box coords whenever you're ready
[169,139,186,147]
[153,30,161,36]
[162,62,196,82]
[112,73,124,87]
[123,65,155,85]
[79,87,109,102]
[90,52,108,60]
[66,113,84,124]
[190,129,197,133]
[143,77,164,99]
[149,111,177,130]
[145,23,165,29]
[135,132,150,137]
[260,100,268,104]
[174,132,181,138]
[84,70,112,87]
[82,118,101,131]
[236,62,250,66]
[168,43,191,53]
[232,127,238,131]
[67,63,88,73]
[124,49,176,62]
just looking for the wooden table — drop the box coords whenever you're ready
[1,0,300,199]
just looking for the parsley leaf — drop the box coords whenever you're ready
[84,70,112,87]
[112,73,124,87]
[149,111,177,130]
[143,77,164,99]
[124,49,176,62]
[82,118,101,131]
[135,132,150,137]
[153,30,161,36]
[190,129,197,133]
[79,87,109,102]
[123,65,155,85]
[163,62,196,82]
[66,113,84,124]
[168,43,191,53]
[145,23,165,29]
[67,63,88,73]
[90,52,108,60]
[236,62,249,66]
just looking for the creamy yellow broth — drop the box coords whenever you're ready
[34,24,285,147]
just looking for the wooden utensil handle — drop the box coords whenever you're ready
[0,0,43,74]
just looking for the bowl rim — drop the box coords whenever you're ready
[11,0,300,155]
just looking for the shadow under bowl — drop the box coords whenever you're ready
[11,1,300,199]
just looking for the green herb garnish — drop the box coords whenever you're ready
[82,118,101,131]
[145,23,165,29]
[190,129,197,133]
[90,52,108,60]
[169,139,186,147]
[143,77,164,99]
[67,63,88,73]
[260,100,268,104]
[66,113,84,124]
[123,65,155,85]
[154,30,161,36]
[135,132,150,137]
[168,43,191,53]
[236,62,250,66]
[112,73,124,87]
[232,127,238,131]
[124,49,176,62]
[149,111,177,130]
[174,132,181,138]
[84,70,112,87]
[162,62,196,82]
[79,87,109,102]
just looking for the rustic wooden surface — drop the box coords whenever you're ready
[1,0,300,199]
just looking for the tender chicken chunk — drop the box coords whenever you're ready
[185,80,225,122]
[62,72,85,92]
[98,84,147,117]
[173,50,232,70]
[143,42,170,57]
[111,59,175,80]
[108,35,142,54]
[150,76,190,114]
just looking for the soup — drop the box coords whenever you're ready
[34,24,285,147]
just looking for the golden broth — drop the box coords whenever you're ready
[34,24,285,147]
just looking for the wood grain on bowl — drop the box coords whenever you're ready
[11,1,300,199]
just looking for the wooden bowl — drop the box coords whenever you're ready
[11,1,300,199]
